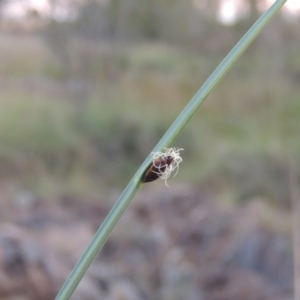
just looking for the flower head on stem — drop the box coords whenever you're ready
[144,148,183,186]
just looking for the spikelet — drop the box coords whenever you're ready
[143,148,183,186]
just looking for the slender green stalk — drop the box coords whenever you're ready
[55,1,286,299]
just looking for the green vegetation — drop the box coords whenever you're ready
[55,3,291,298]
[0,20,299,206]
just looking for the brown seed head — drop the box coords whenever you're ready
[143,156,174,183]
[142,148,183,185]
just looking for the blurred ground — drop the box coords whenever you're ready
[0,0,299,299]
[0,186,294,300]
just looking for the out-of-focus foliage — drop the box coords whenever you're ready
[0,0,299,203]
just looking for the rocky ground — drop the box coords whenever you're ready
[0,185,294,300]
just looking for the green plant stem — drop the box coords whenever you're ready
[55,1,287,299]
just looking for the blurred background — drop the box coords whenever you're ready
[0,0,299,299]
